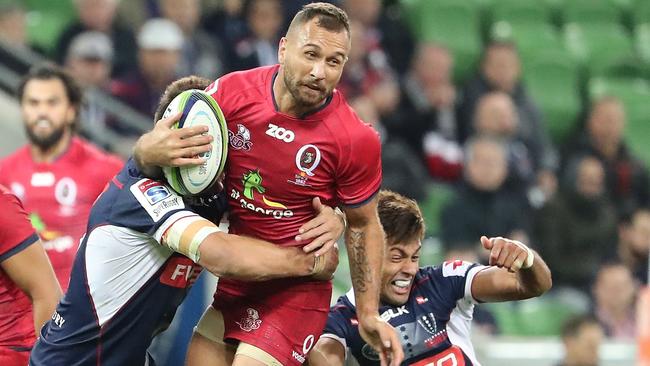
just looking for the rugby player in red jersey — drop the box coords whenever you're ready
[0,185,62,365]
[135,3,403,365]
[0,64,123,291]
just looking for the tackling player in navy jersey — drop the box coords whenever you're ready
[308,191,552,366]
[29,77,343,366]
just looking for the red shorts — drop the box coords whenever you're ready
[0,346,31,366]
[212,278,331,366]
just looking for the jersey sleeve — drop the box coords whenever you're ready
[0,189,39,262]
[321,297,355,348]
[336,124,382,206]
[423,261,487,305]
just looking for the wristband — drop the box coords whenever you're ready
[513,241,535,269]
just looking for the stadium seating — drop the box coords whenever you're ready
[589,76,650,165]
[564,22,636,77]
[401,0,482,83]
[489,21,564,66]
[525,54,581,145]
[419,183,456,237]
[562,0,621,25]
[489,0,551,26]
[488,294,585,336]
[24,0,76,56]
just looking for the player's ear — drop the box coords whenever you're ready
[278,37,287,65]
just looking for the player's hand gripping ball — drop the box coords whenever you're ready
[162,90,228,196]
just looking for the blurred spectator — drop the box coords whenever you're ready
[338,20,394,100]
[341,0,414,75]
[391,43,463,182]
[0,63,123,291]
[110,18,183,134]
[227,0,283,71]
[441,135,529,255]
[592,262,637,340]
[563,96,650,215]
[534,155,618,293]
[64,31,114,142]
[159,0,226,78]
[350,95,429,201]
[559,315,604,366]
[56,0,137,77]
[618,207,650,284]
[473,92,556,201]
[201,0,248,53]
[458,41,558,186]
[0,2,28,51]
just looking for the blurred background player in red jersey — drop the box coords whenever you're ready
[0,184,62,366]
[0,63,123,291]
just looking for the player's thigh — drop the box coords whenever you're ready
[232,342,283,366]
[186,306,235,366]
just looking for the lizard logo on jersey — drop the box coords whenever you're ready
[242,170,265,200]
[228,124,252,151]
[236,308,262,332]
[232,170,292,219]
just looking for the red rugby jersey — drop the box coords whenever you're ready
[0,137,123,289]
[0,185,40,347]
[207,65,382,246]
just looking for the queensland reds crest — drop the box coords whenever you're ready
[296,144,321,177]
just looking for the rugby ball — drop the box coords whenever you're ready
[162,90,228,196]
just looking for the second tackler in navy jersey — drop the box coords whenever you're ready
[322,261,486,366]
[29,159,228,366]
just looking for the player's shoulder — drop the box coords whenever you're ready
[420,260,480,280]
[90,159,185,228]
[0,145,30,167]
[208,65,275,95]
[72,138,123,167]
[326,93,380,145]
[0,185,22,209]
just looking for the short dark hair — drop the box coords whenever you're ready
[288,2,350,36]
[17,62,83,114]
[561,314,600,339]
[153,75,212,123]
[377,190,425,246]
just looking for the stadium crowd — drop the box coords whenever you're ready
[0,0,648,364]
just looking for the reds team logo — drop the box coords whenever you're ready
[228,124,252,151]
[236,308,262,332]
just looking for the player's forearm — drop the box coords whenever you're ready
[31,287,62,337]
[198,232,314,281]
[344,221,383,316]
[516,251,552,298]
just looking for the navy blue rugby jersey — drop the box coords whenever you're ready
[30,159,227,366]
[322,261,486,366]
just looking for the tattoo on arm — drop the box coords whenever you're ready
[349,229,370,293]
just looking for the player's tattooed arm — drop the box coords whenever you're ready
[343,196,404,365]
[347,229,370,292]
